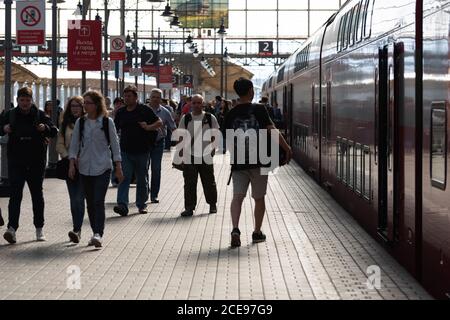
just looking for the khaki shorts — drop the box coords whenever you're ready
[232,168,269,199]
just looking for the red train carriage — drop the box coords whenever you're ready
[262,0,450,299]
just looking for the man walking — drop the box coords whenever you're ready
[177,94,219,216]
[224,78,292,247]
[114,85,162,215]
[147,89,176,203]
[0,87,58,244]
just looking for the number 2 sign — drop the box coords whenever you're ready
[258,41,273,57]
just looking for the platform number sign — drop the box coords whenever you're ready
[172,74,179,88]
[258,41,273,57]
[183,75,193,88]
[141,49,159,73]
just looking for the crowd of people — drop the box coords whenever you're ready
[0,78,292,249]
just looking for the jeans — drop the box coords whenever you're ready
[183,163,217,211]
[81,170,111,237]
[117,152,150,209]
[7,160,46,231]
[148,139,165,200]
[66,177,85,232]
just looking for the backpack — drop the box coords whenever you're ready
[79,116,111,146]
[184,112,213,129]
[229,104,286,172]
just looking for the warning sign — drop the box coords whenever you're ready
[110,36,126,61]
[16,1,45,46]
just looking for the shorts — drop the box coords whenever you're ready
[232,168,269,199]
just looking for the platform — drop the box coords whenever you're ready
[0,153,432,300]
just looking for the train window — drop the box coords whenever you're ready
[349,7,357,47]
[348,141,355,190]
[364,0,374,39]
[363,146,371,201]
[277,66,285,83]
[431,103,447,190]
[352,2,361,45]
[337,137,342,180]
[337,16,343,52]
[357,0,365,42]
[346,10,353,49]
[340,13,348,51]
[355,143,363,194]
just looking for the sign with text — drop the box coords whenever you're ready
[141,49,159,73]
[172,74,180,88]
[159,65,173,90]
[182,75,193,88]
[110,36,126,61]
[68,20,102,71]
[16,0,46,45]
[258,41,273,57]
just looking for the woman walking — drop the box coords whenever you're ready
[56,96,86,244]
[68,91,123,248]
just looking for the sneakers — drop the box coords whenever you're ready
[113,204,129,216]
[230,228,241,248]
[252,231,266,243]
[139,208,148,214]
[209,204,217,214]
[68,230,81,244]
[3,227,16,244]
[88,234,102,248]
[180,209,194,217]
[150,198,159,204]
[36,228,46,242]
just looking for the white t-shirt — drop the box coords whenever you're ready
[178,111,220,162]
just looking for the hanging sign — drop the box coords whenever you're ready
[16,0,46,46]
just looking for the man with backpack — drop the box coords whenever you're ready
[224,78,292,248]
[0,87,58,244]
[177,94,219,217]
[113,85,162,216]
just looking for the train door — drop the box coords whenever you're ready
[321,74,332,186]
[311,82,321,179]
[377,42,405,243]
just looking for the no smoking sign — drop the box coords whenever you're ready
[16,0,46,46]
[110,36,126,61]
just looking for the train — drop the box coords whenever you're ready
[262,0,450,299]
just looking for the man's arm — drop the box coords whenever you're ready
[0,110,10,136]
[266,124,293,164]
[41,112,58,138]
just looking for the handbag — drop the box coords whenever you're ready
[55,158,70,180]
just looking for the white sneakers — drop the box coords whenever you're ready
[3,227,16,244]
[88,234,103,248]
[36,228,46,242]
[3,227,46,244]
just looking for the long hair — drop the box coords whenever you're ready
[61,96,85,137]
[83,90,108,118]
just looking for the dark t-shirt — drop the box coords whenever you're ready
[114,103,159,154]
[224,103,274,170]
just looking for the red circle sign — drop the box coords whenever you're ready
[21,6,41,27]
[112,38,125,51]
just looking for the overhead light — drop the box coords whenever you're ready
[170,15,181,31]
[161,1,174,22]
[193,48,199,58]
[185,35,193,45]
[188,43,196,53]
[73,0,82,16]
[217,18,227,39]
[95,9,101,21]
